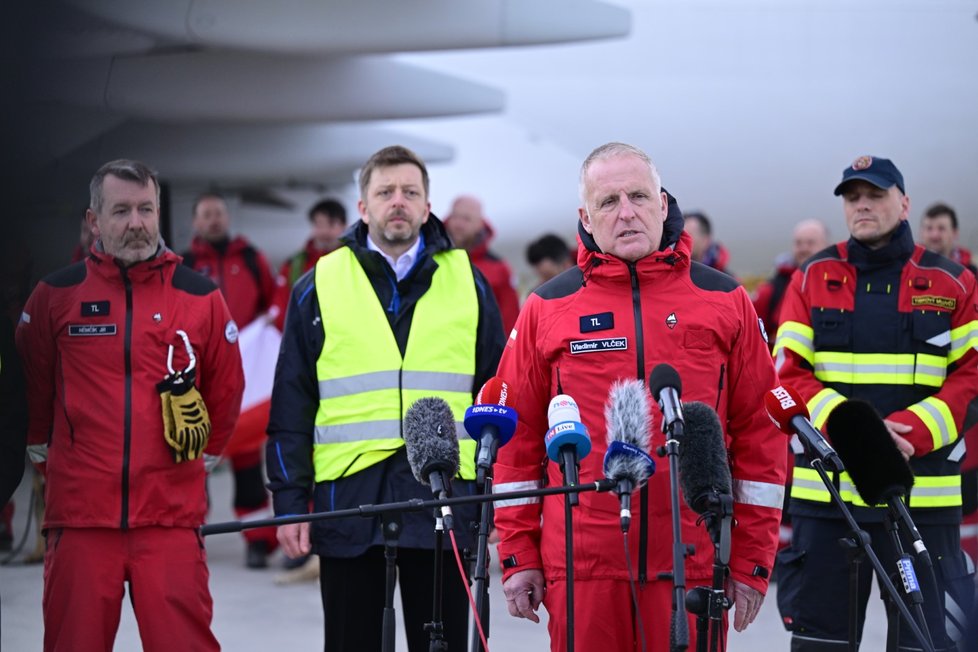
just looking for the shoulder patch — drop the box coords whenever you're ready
[43,261,87,288]
[534,267,584,300]
[689,262,739,293]
[172,264,219,296]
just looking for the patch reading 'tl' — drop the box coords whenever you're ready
[579,312,614,332]
[81,301,110,316]
[569,337,627,355]
[912,295,955,310]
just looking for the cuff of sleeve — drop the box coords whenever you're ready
[729,558,770,595]
[272,488,311,517]
[498,541,544,583]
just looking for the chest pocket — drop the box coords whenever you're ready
[811,309,851,349]
[911,310,951,356]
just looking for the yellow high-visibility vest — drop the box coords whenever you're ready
[312,246,478,482]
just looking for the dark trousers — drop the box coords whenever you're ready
[320,546,470,652]
[776,515,975,651]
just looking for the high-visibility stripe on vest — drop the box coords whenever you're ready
[311,247,478,482]
[790,467,961,509]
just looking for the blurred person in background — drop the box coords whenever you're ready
[753,219,830,343]
[919,202,976,275]
[525,232,574,288]
[181,191,279,569]
[444,194,521,334]
[683,210,732,276]
[271,198,347,332]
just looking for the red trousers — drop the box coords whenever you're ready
[544,577,728,652]
[43,527,219,652]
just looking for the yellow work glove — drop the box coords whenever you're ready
[157,371,211,463]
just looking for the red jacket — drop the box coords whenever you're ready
[16,247,244,530]
[494,216,786,594]
[182,236,276,328]
[458,219,520,335]
[751,259,797,345]
[271,239,330,332]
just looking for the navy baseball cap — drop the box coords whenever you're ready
[833,155,905,196]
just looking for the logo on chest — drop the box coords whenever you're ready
[912,295,956,310]
[569,337,628,355]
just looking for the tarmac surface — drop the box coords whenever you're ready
[1,466,889,651]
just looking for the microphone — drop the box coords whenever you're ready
[545,393,591,507]
[677,401,732,515]
[764,385,845,473]
[404,397,460,530]
[649,363,684,437]
[827,400,930,564]
[464,377,519,487]
[603,379,656,532]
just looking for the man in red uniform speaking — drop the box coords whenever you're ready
[493,142,786,651]
[16,159,244,651]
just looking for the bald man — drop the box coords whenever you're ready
[752,219,829,341]
[444,195,520,334]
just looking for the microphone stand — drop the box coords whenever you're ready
[470,473,493,652]
[658,419,690,652]
[882,509,934,652]
[426,505,449,652]
[805,458,936,652]
[382,511,403,652]
[200,480,617,536]
[684,491,733,652]
[558,445,579,652]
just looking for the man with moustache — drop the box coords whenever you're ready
[266,145,505,651]
[16,159,244,651]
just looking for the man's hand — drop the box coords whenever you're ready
[728,579,764,632]
[883,419,915,460]
[277,522,311,559]
[503,569,546,623]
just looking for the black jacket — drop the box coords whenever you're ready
[266,214,506,554]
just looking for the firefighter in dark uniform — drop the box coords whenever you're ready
[773,156,978,651]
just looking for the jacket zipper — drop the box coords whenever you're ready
[121,267,134,530]
[629,263,650,584]
[715,363,725,412]
[58,357,75,445]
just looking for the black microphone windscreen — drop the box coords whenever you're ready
[826,399,913,505]
[403,397,460,486]
[649,363,682,401]
[678,401,731,512]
